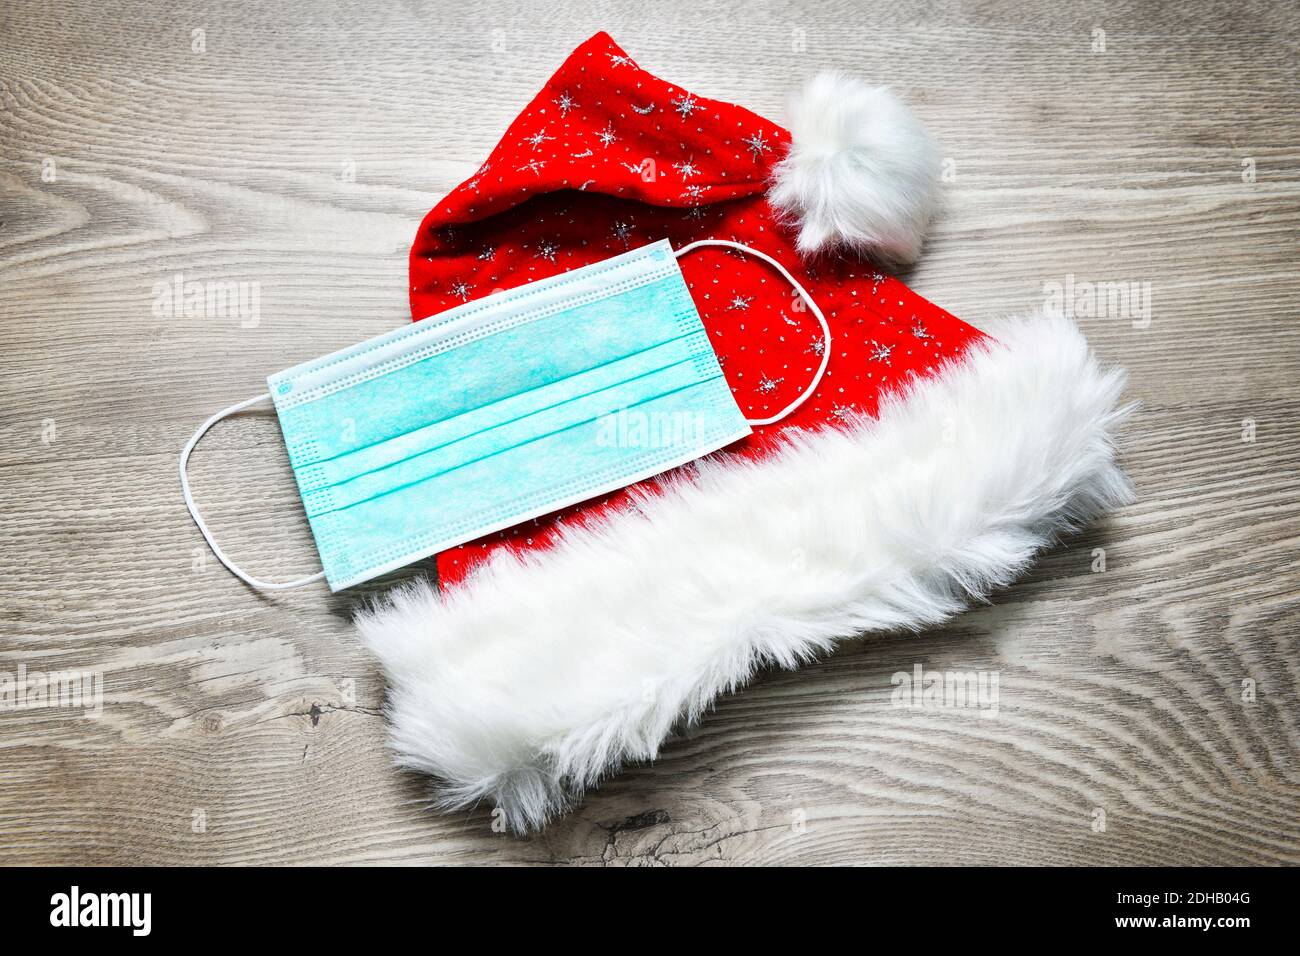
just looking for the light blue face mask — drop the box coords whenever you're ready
[180,239,830,591]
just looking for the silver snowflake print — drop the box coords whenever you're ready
[523,129,554,150]
[571,148,593,158]
[673,158,700,179]
[830,403,856,422]
[756,374,784,395]
[742,130,771,161]
[534,240,559,262]
[632,102,655,115]
[911,317,932,340]
[727,294,754,311]
[681,183,706,202]
[448,281,474,301]
[611,221,634,245]
[671,92,701,119]
[622,160,648,174]
[807,338,826,356]
[516,158,547,177]
[608,53,636,67]
[596,124,617,147]
[870,271,886,294]
[465,176,481,192]
[554,91,577,116]
[868,341,894,365]
[477,245,495,261]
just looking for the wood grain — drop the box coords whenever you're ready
[1,0,1297,865]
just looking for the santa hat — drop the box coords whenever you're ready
[359,33,1132,831]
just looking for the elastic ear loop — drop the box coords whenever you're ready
[179,392,325,590]
[674,238,832,427]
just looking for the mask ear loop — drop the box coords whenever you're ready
[674,238,832,427]
[179,392,326,590]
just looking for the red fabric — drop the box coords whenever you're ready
[411,32,985,586]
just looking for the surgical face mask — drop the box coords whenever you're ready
[180,239,830,591]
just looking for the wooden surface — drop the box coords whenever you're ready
[2,0,1298,866]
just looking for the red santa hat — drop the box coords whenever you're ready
[359,33,1132,831]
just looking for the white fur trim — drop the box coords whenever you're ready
[357,311,1133,832]
[768,72,940,266]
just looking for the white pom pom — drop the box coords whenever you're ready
[769,72,941,267]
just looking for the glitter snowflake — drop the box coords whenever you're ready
[516,158,547,177]
[477,245,495,261]
[830,403,856,421]
[596,124,617,147]
[868,341,894,365]
[742,130,771,161]
[671,92,701,119]
[728,294,754,311]
[608,53,636,67]
[571,148,592,158]
[523,129,554,150]
[911,318,932,340]
[534,240,559,262]
[681,183,706,202]
[756,374,785,394]
[632,102,655,115]
[554,92,577,116]
[673,158,699,179]
[611,221,634,245]
[448,281,474,301]
[807,338,826,356]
